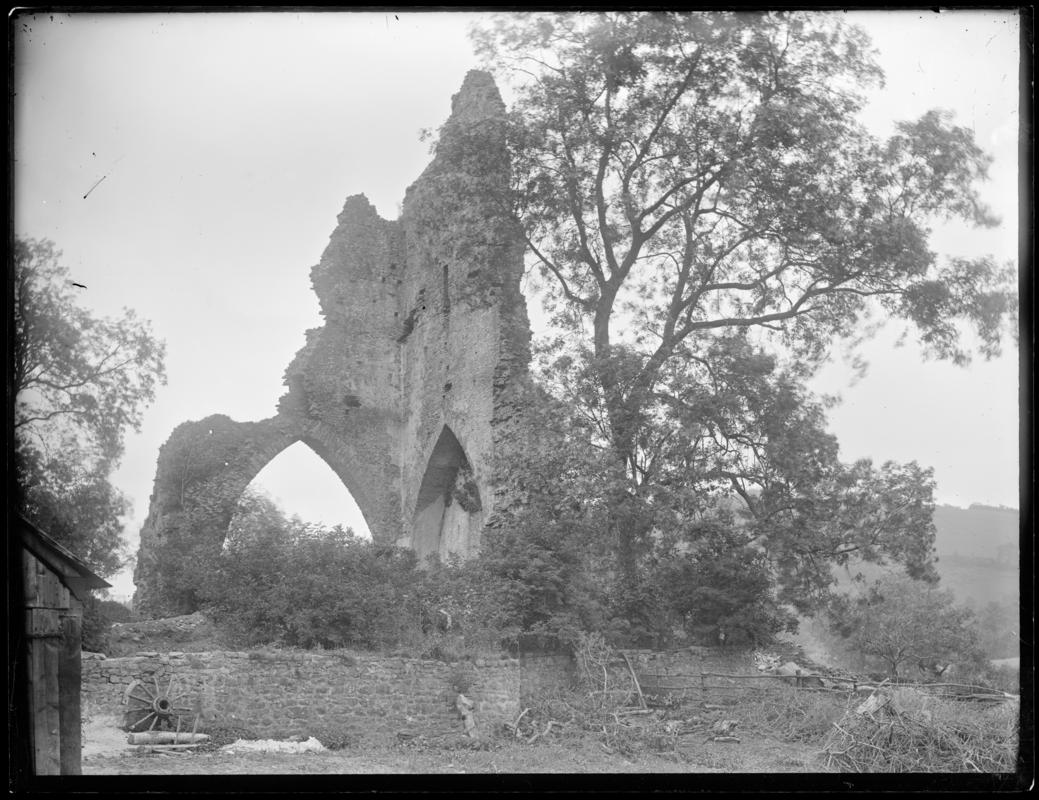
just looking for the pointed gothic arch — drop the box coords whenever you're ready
[411,426,483,561]
[133,71,529,617]
[233,439,373,542]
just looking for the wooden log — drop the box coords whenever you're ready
[127,732,210,745]
[619,652,647,710]
[131,744,202,751]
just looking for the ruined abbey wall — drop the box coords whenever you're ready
[133,71,530,617]
[81,650,573,744]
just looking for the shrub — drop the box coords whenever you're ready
[648,521,799,648]
[99,597,133,623]
[200,490,517,654]
[825,574,983,679]
[308,724,353,751]
[475,513,604,651]
[408,554,518,657]
[81,592,109,653]
[201,497,425,650]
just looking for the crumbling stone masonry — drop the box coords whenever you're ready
[133,71,531,617]
[80,650,563,743]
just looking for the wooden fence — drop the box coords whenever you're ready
[636,671,1016,705]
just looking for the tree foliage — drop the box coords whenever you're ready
[483,389,802,648]
[652,521,798,647]
[13,236,166,579]
[14,237,166,466]
[198,489,461,650]
[475,13,1012,390]
[826,573,982,678]
[971,599,1019,661]
[17,443,129,578]
[466,11,1012,612]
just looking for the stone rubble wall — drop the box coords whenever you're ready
[105,612,223,657]
[622,647,758,704]
[622,646,755,676]
[82,649,573,744]
[518,652,577,702]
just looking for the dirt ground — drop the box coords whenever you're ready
[81,713,827,775]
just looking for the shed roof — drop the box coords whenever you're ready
[18,514,111,601]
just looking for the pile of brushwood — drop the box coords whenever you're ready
[823,686,1018,772]
[739,684,853,744]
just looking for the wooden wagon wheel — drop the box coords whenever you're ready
[123,675,199,733]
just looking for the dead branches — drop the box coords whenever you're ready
[503,706,565,744]
[823,687,1019,772]
[574,632,641,711]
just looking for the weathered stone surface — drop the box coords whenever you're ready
[107,612,222,657]
[133,71,530,617]
[81,649,572,741]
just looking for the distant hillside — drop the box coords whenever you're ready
[832,503,1020,606]
[820,502,1021,663]
[932,504,1019,607]
[932,504,1018,562]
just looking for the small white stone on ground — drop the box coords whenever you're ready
[219,737,327,754]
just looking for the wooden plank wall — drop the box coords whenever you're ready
[58,607,83,775]
[23,550,75,776]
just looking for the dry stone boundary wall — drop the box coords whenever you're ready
[82,649,573,743]
[622,646,758,704]
[623,646,755,676]
[87,615,749,742]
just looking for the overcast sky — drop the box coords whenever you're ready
[13,10,1021,599]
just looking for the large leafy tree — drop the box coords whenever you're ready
[13,236,166,577]
[471,12,1014,598]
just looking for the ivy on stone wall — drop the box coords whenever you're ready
[450,465,483,513]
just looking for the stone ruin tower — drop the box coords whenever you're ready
[133,71,531,617]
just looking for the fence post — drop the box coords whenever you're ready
[700,672,706,703]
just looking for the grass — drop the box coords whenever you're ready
[83,727,823,774]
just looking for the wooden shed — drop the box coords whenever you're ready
[17,514,110,776]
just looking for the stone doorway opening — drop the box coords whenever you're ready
[412,426,483,561]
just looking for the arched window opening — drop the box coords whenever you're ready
[412,426,482,561]
[226,441,372,550]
